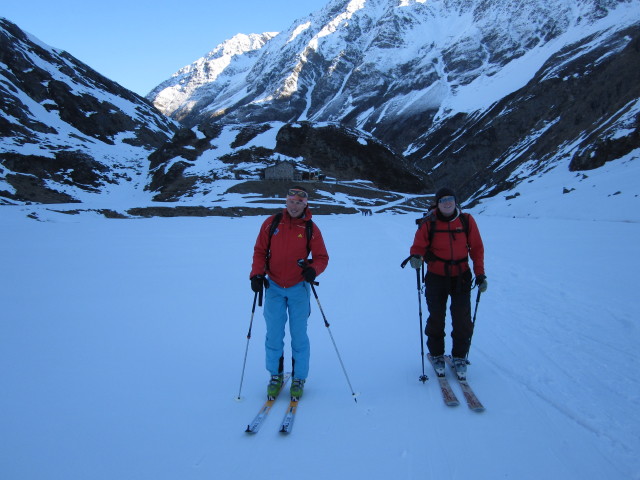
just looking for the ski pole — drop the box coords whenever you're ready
[309,283,358,403]
[466,289,482,363]
[236,290,259,401]
[416,264,428,383]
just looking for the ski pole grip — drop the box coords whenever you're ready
[297,259,319,285]
[251,290,258,313]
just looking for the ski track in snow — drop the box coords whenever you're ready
[1,204,639,480]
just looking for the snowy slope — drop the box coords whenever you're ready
[1,161,639,479]
[0,18,177,204]
[140,0,640,207]
[148,32,278,118]
[148,0,640,129]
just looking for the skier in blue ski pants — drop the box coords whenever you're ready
[264,280,311,380]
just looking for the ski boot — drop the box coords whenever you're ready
[430,354,446,376]
[452,357,468,380]
[290,378,305,400]
[267,374,284,400]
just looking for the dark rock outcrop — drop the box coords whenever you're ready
[0,18,177,203]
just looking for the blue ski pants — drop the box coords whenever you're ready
[264,279,311,380]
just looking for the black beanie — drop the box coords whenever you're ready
[435,187,456,203]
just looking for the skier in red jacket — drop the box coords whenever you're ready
[250,186,329,400]
[409,187,487,379]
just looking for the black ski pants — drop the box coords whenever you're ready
[424,269,473,358]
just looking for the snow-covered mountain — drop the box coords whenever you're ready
[1,0,638,210]
[149,33,279,120]
[152,0,630,127]
[0,16,425,210]
[0,18,177,204]
[148,0,640,204]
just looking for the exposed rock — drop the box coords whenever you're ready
[409,23,640,203]
[275,123,425,193]
[2,2,639,209]
[0,18,177,203]
[145,0,639,204]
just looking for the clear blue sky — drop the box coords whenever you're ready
[3,0,330,96]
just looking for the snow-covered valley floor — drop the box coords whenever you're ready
[1,198,639,479]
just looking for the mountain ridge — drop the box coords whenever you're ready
[146,0,639,203]
[0,1,638,211]
[0,17,178,204]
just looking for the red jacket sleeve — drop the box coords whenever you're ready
[249,215,274,278]
[467,215,485,276]
[308,223,329,276]
[410,222,429,257]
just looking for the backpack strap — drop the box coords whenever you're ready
[427,212,469,245]
[266,213,314,269]
[425,212,471,276]
[459,212,469,247]
[304,219,314,258]
[266,212,283,272]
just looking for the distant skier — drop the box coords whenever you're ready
[250,186,329,400]
[408,187,487,379]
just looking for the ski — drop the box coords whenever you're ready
[427,354,459,406]
[279,398,299,434]
[445,356,485,412]
[245,373,291,434]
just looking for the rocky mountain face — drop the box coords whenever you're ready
[148,33,279,121]
[0,18,177,204]
[415,21,640,203]
[1,0,638,209]
[148,0,640,204]
[146,121,424,202]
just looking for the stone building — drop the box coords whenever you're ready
[263,161,296,180]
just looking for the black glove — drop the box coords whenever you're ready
[474,274,488,293]
[302,267,316,283]
[250,274,267,293]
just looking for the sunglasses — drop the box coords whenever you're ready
[438,195,455,204]
[287,189,308,199]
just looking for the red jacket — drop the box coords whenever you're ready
[250,207,329,288]
[410,209,485,277]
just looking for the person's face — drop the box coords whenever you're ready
[437,195,456,216]
[286,189,308,218]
